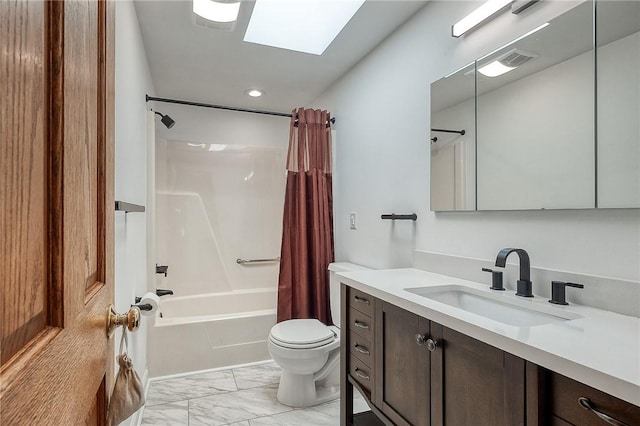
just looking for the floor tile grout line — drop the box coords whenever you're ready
[231,367,239,391]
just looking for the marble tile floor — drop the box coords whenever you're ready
[141,361,369,426]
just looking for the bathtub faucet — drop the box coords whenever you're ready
[156,264,168,277]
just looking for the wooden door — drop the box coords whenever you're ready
[1,0,115,424]
[375,302,430,426]
[430,324,525,426]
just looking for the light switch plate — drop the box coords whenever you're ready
[349,212,357,230]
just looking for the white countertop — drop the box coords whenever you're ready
[337,268,640,406]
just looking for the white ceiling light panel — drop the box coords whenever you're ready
[193,0,241,23]
[244,0,366,55]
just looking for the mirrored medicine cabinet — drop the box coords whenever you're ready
[430,0,640,211]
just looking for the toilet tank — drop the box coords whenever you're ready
[328,262,372,327]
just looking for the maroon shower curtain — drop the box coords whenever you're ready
[277,108,335,325]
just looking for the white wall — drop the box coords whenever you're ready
[114,0,155,414]
[313,0,640,282]
[154,102,290,148]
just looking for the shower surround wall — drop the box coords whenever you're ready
[150,136,287,376]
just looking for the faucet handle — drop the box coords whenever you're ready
[482,268,505,291]
[549,281,584,305]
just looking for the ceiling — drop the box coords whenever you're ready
[134,0,428,113]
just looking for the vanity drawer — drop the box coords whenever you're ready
[349,331,373,367]
[349,288,374,317]
[350,354,374,395]
[549,372,640,426]
[349,308,374,341]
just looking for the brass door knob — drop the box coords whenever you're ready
[106,305,141,337]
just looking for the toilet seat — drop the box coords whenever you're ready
[269,319,336,349]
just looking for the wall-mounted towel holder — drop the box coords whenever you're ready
[381,213,417,221]
[115,201,145,213]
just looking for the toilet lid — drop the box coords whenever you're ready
[270,319,336,348]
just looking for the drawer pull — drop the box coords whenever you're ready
[354,295,370,305]
[354,368,370,381]
[354,320,370,330]
[578,397,630,426]
[354,344,370,355]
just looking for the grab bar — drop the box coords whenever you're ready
[236,257,281,265]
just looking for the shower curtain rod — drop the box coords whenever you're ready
[146,95,336,124]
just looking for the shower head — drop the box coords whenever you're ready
[154,111,175,129]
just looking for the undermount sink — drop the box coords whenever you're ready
[405,285,582,327]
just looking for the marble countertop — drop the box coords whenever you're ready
[337,268,640,406]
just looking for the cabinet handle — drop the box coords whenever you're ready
[578,397,630,426]
[426,338,439,352]
[354,368,370,381]
[354,295,370,305]
[354,320,369,330]
[354,343,370,355]
[416,334,438,351]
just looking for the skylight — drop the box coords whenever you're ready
[244,0,366,55]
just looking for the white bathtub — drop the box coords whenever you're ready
[148,288,277,377]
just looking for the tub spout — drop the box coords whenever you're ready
[156,289,174,297]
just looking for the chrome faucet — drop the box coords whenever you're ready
[495,248,533,297]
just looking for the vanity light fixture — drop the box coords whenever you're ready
[245,89,263,97]
[452,0,513,38]
[193,0,241,23]
[511,0,539,14]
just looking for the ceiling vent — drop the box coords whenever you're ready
[498,48,537,67]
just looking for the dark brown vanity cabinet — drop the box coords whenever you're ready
[341,285,639,426]
[375,301,431,426]
[429,324,526,426]
[342,286,526,426]
[528,366,640,426]
[374,302,525,426]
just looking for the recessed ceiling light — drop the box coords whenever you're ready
[193,0,241,23]
[245,89,263,97]
[452,0,512,38]
[244,0,366,55]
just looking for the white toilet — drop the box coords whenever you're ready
[268,262,371,407]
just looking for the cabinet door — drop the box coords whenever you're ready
[375,302,430,426]
[430,324,525,426]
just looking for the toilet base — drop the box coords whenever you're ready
[276,369,340,408]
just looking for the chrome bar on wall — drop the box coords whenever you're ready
[236,257,281,265]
